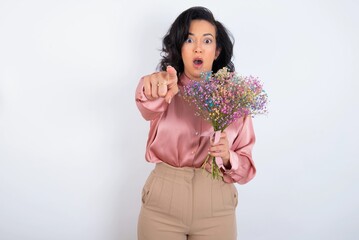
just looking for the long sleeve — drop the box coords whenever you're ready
[135,77,169,121]
[135,74,256,184]
[222,117,256,184]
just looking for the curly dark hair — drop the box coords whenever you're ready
[158,6,235,75]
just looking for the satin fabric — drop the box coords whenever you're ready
[135,74,256,184]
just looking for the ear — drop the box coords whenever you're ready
[215,48,221,60]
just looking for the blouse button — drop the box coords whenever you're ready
[195,131,199,136]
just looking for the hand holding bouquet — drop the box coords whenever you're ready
[182,67,268,179]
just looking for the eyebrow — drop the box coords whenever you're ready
[188,32,215,37]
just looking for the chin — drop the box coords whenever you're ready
[185,68,205,80]
[192,72,202,80]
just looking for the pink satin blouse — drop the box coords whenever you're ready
[135,74,256,184]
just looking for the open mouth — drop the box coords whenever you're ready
[193,58,203,68]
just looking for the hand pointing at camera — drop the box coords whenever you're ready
[143,66,179,103]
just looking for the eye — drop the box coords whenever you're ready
[185,38,193,43]
[204,38,213,44]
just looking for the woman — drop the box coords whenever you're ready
[135,6,256,240]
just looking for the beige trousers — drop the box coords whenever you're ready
[137,162,238,240]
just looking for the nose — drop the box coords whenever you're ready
[194,42,202,53]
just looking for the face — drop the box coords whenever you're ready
[181,20,221,81]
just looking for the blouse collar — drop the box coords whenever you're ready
[179,73,192,86]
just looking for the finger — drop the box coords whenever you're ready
[210,141,227,149]
[163,66,179,103]
[143,76,153,100]
[165,84,178,103]
[157,73,168,97]
[158,84,168,97]
[166,65,177,81]
[210,151,224,157]
[210,150,230,161]
[209,145,229,155]
[209,146,220,153]
[217,137,229,146]
[211,142,225,149]
[216,132,229,145]
[215,133,227,143]
[166,66,178,89]
[210,131,222,145]
[220,131,227,139]
[151,76,159,98]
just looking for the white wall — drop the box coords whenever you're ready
[0,0,358,239]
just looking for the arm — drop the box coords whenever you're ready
[135,77,168,121]
[222,117,256,184]
[135,66,179,121]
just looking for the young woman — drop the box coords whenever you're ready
[135,6,256,240]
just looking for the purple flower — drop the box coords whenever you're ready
[182,67,268,179]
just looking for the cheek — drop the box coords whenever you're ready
[205,46,217,58]
[180,48,185,59]
[205,51,216,64]
[181,48,190,62]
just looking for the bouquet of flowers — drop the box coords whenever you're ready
[182,67,268,179]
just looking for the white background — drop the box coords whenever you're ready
[1,0,358,239]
